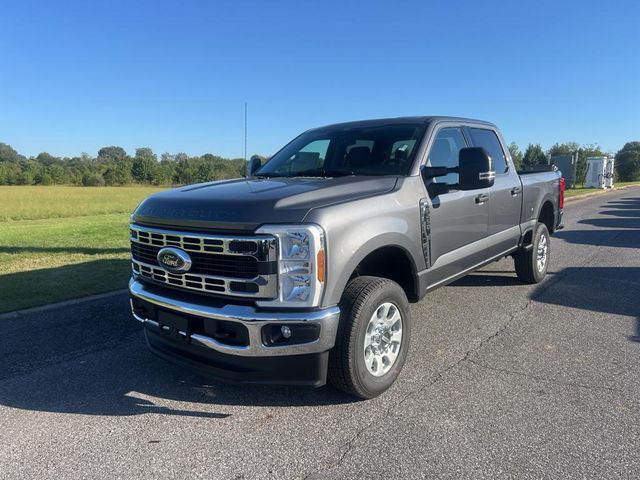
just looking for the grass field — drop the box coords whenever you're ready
[0,186,164,313]
[565,181,640,198]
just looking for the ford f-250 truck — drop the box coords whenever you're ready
[129,116,564,399]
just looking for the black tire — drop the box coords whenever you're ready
[328,276,411,399]
[514,222,550,284]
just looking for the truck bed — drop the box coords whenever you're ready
[519,169,563,229]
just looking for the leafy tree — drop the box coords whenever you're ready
[507,142,523,170]
[47,164,67,184]
[16,171,35,185]
[98,146,132,185]
[0,142,22,163]
[547,142,579,157]
[21,160,43,184]
[175,154,198,184]
[615,141,640,181]
[0,162,22,184]
[522,144,548,168]
[35,152,59,166]
[132,147,157,183]
[97,146,128,162]
[157,154,177,185]
[103,160,132,185]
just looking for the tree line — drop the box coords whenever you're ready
[0,143,254,186]
[0,139,639,187]
[506,141,640,183]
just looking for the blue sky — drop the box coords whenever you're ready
[1,0,638,159]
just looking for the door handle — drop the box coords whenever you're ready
[475,193,489,204]
[510,186,522,196]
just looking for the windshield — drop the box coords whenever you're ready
[256,123,426,178]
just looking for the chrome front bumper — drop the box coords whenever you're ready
[129,279,340,357]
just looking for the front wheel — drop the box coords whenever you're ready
[328,276,411,399]
[514,222,550,284]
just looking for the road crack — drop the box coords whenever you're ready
[466,358,624,394]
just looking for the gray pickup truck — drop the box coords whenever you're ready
[129,116,564,398]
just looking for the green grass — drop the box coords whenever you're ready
[0,186,165,221]
[565,181,640,198]
[0,186,164,313]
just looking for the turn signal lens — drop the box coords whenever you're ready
[316,249,325,283]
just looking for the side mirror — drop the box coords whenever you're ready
[246,157,262,177]
[458,147,494,190]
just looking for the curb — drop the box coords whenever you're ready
[0,289,128,320]
[565,184,640,204]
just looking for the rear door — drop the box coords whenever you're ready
[423,126,490,286]
[465,127,522,257]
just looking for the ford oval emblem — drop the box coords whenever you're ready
[157,247,192,274]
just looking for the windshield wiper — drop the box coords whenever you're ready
[289,169,355,178]
[255,169,356,179]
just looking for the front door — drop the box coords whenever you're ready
[422,126,490,287]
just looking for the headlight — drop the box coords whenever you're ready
[255,224,326,308]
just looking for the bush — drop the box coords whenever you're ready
[615,142,640,182]
[40,173,54,185]
[82,173,105,186]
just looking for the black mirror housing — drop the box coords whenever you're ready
[458,147,494,190]
[247,157,262,177]
[421,165,450,180]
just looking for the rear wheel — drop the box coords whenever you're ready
[514,222,550,284]
[328,276,411,399]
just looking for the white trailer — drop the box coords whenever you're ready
[584,156,615,189]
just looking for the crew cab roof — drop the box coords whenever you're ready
[309,116,497,132]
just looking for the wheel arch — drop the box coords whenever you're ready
[538,199,555,233]
[324,234,421,306]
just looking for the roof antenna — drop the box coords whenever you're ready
[244,101,248,163]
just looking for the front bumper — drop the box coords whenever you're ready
[128,279,341,385]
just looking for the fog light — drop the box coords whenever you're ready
[262,324,321,346]
[281,325,292,339]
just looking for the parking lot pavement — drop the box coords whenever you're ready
[1,187,638,479]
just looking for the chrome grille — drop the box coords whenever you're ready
[131,242,259,278]
[130,224,277,298]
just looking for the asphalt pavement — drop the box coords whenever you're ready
[1,187,639,479]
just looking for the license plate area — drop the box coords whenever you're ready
[158,310,190,340]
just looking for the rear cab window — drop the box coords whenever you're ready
[466,128,508,174]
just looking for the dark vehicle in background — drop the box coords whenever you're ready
[129,116,564,398]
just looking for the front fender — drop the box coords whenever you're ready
[323,231,420,307]
[305,176,425,308]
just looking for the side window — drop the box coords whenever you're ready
[427,127,466,184]
[467,128,507,173]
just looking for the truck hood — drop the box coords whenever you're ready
[132,176,398,232]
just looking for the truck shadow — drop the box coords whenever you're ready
[0,259,132,313]
[556,194,640,248]
[0,279,356,419]
[531,266,640,344]
[450,271,524,287]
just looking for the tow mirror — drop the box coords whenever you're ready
[246,157,262,177]
[458,147,494,190]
